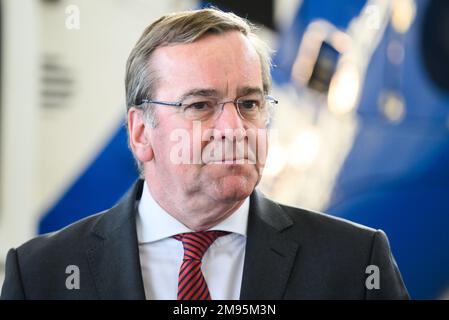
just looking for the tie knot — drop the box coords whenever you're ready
[173,231,229,260]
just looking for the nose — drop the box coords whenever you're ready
[213,102,246,141]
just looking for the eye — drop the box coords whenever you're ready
[188,101,213,110]
[183,100,216,120]
[238,100,260,110]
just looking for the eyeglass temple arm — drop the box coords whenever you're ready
[266,95,278,104]
[140,99,182,107]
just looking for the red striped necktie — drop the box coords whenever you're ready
[173,231,229,300]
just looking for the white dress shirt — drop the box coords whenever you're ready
[136,181,249,300]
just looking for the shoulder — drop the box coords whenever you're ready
[0,210,111,299]
[281,201,378,238]
[14,179,143,265]
[256,196,409,299]
[262,196,384,255]
[14,210,107,267]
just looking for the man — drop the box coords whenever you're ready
[1,8,409,300]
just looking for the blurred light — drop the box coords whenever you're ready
[263,145,287,177]
[292,20,349,91]
[292,24,326,87]
[308,20,329,41]
[387,40,405,65]
[331,31,352,53]
[391,0,416,33]
[379,91,406,123]
[288,128,321,170]
[327,62,361,115]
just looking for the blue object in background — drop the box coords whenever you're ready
[272,0,366,84]
[38,124,139,234]
[323,0,449,299]
[273,0,449,299]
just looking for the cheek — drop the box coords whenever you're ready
[248,127,269,166]
[152,121,195,163]
[256,134,269,166]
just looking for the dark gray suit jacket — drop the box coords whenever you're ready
[1,179,409,299]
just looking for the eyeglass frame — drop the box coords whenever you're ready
[134,95,278,123]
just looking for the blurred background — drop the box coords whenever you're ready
[0,0,448,299]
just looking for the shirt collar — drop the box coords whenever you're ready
[136,181,249,244]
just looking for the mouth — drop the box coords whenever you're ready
[207,157,251,165]
[201,141,258,165]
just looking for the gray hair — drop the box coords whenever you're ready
[125,8,273,174]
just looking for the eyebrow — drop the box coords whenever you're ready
[237,87,264,97]
[178,87,263,102]
[178,89,219,102]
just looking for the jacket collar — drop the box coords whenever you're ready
[87,179,146,299]
[239,189,300,299]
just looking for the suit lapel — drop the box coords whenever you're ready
[240,190,300,299]
[86,180,146,300]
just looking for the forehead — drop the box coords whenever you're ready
[150,31,263,99]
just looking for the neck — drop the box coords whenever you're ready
[144,179,246,231]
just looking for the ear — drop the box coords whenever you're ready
[127,107,154,163]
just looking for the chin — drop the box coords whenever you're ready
[201,163,261,200]
[210,175,256,202]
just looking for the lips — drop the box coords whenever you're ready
[209,158,249,164]
[201,142,257,164]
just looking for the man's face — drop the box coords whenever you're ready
[146,31,268,203]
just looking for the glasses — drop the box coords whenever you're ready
[137,94,278,123]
